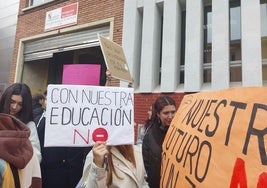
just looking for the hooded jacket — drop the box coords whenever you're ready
[0,113,41,188]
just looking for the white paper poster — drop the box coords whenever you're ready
[44,84,134,147]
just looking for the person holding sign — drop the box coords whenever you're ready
[79,70,148,187]
[80,142,149,187]
[142,96,176,188]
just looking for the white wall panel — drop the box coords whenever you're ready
[241,0,262,86]
[139,0,162,92]
[212,0,230,90]
[160,0,181,92]
[184,0,203,92]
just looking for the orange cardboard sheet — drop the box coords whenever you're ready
[161,87,267,188]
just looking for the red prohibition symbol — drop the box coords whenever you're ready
[92,128,108,142]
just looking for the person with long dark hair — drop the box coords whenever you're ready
[0,83,42,187]
[0,83,42,162]
[142,96,176,188]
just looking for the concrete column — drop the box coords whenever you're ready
[139,0,162,92]
[241,0,262,86]
[212,0,230,90]
[184,0,203,92]
[160,0,181,92]
[122,0,143,88]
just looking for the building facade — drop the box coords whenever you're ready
[0,0,20,94]
[123,0,267,92]
[122,0,267,123]
[10,0,267,124]
[12,0,123,92]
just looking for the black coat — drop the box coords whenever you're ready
[142,123,168,188]
[32,102,44,125]
[37,117,92,188]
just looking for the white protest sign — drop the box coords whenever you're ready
[44,84,134,147]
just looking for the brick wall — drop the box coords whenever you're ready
[11,0,124,83]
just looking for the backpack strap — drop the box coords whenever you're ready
[10,164,21,188]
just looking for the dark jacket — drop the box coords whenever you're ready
[32,102,44,125]
[37,116,91,188]
[142,123,168,188]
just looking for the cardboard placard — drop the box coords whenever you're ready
[44,84,134,147]
[98,35,132,82]
[161,87,267,188]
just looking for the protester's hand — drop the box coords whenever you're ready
[128,77,134,87]
[130,77,134,84]
[105,70,112,86]
[106,70,112,79]
[92,142,109,168]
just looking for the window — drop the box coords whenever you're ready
[203,4,212,83]
[29,0,53,7]
[158,3,163,86]
[180,10,186,84]
[261,0,267,80]
[229,0,242,82]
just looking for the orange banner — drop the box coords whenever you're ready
[161,87,267,188]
